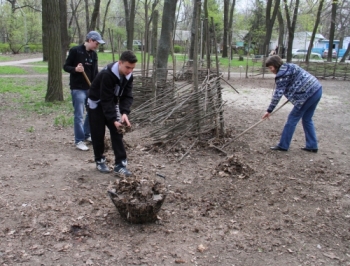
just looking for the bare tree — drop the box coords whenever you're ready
[305,0,324,63]
[84,0,90,33]
[43,0,63,102]
[326,0,337,62]
[221,0,236,58]
[276,7,284,58]
[340,43,350,63]
[189,0,200,64]
[157,0,178,82]
[70,0,83,43]
[60,0,69,64]
[337,1,350,49]
[123,0,136,50]
[264,0,280,56]
[42,0,49,61]
[283,0,300,62]
[89,0,101,31]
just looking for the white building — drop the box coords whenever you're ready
[271,31,326,50]
[292,31,326,49]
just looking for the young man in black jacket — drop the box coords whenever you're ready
[88,51,137,176]
[63,31,105,151]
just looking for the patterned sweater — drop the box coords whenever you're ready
[267,63,321,113]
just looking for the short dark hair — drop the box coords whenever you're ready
[265,55,283,70]
[119,50,138,64]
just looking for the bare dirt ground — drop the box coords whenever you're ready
[0,56,350,265]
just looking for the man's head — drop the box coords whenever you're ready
[85,31,105,51]
[265,55,283,74]
[118,50,138,76]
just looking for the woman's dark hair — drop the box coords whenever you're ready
[120,50,138,63]
[265,55,283,70]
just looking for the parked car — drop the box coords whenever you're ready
[292,53,323,61]
[322,49,337,59]
[292,49,308,56]
[122,40,143,50]
[311,47,324,57]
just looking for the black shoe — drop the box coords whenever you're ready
[114,164,132,177]
[301,147,318,153]
[96,158,110,173]
[270,146,288,151]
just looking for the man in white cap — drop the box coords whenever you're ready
[63,31,105,151]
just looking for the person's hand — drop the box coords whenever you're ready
[262,112,271,120]
[114,121,122,128]
[75,63,84,72]
[121,114,131,127]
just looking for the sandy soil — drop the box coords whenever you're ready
[0,58,350,265]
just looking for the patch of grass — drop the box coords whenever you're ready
[54,114,74,127]
[27,126,35,133]
[0,55,13,61]
[0,77,74,126]
[32,66,48,74]
[0,66,27,74]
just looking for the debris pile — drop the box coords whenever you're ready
[215,154,254,179]
[108,176,167,224]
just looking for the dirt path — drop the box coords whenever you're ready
[0,73,349,265]
[0,57,43,66]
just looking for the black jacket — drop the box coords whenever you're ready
[63,44,98,90]
[89,62,134,122]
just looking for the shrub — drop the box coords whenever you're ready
[174,45,184,53]
[0,43,11,54]
[69,43,78,49]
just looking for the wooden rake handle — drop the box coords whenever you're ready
[82,71,91,86]
[222,100,289,148]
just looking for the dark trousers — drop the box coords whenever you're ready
[88,104,126,165]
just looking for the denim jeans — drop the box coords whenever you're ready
[71,89,90,144]
[278,88,322,150]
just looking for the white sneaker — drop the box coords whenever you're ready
[86,136,92,142]
[76,141,89,151]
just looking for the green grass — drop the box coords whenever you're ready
[32,66,48,74]
[0,55,14,61]
[0,66,27,74]
[0,77,74,127]
[96,51,262,69]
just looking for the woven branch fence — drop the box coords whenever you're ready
[130,69,224,145]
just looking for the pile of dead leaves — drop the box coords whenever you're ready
[108,176,167,223]
[215,154,254,179]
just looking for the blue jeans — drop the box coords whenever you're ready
[278,88,322,150]
[71,89,90,144]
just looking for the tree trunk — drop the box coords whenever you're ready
[84,0,90,33]
[327,1,337,62]
[264,0,281,57]
[202,0,208,60]
[60,0,69,64]
[222,0,229,58]
[89,0,101,31]
[156,0,178,83]
[277,8,284,58]
[340,43,350,63]
[44,0,63,102]
[42,0,49,61]
[228,0,236,59]
[123,0,136,50]
[189,0,199,64]
[283,0,300,62]
[70,0,83,43]
[306,0,324,63]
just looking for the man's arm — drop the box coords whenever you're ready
[63,48,77,73]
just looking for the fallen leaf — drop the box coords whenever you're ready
[197,244,207,252]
